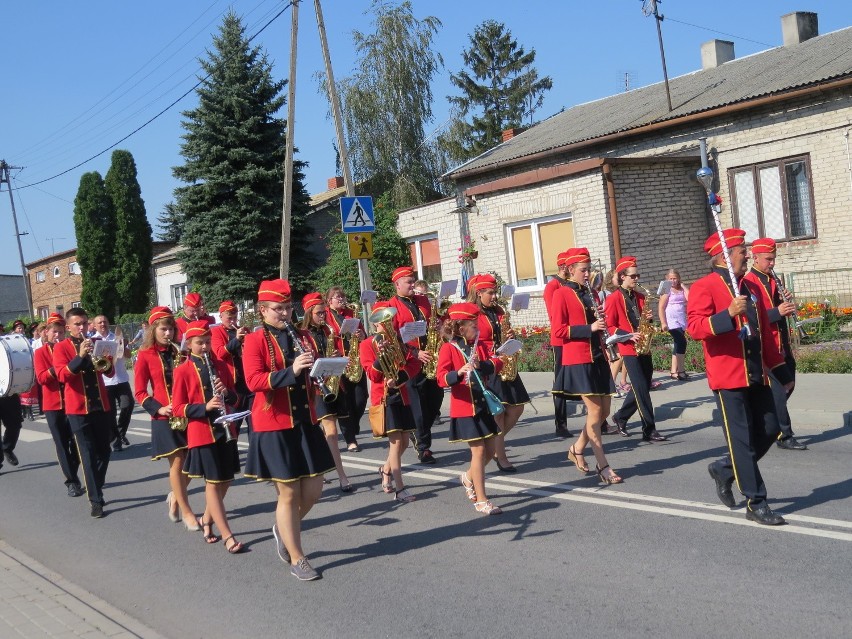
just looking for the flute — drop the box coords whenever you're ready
[770,269,806,339]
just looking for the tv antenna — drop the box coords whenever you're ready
[641,0,673,112]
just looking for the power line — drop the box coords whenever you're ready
[664,16,774,48]
[15,1,294,191]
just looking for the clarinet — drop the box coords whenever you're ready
[202,353,233,443]
[770,269,806,339]
[585,283,620,362]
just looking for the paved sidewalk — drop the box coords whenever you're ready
[0,541,166,639]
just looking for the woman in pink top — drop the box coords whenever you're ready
[658,269,690,380]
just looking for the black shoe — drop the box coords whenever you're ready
[121,436,131,447]
[746,504,786,526]
[776,437,807,450]
[554,424,571,438]
[3,450,18,466]
[67,483,85,497]
[495,459,518,473]
[708,462,736,508]
[90,502,104,518]
[601,420,619,436]
[642,430,668,442]
[614,418,630,437]
[111,443,123,452]
[418,450,436,465]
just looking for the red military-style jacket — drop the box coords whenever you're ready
[551,282,604,366]
[53,336,113,416]
[243,324,318,431]
[743,267,789,357]
[687,267,792,391]
[34,343,63,412]
[171,353,237,448]
[436,338,503,418]
[134,344,180,421]
[387,294,431,350]
[477,305,506,355]
[210,324,240,386]
[359,335,421,407]
[544,276,570,346]
[604,287,646,358]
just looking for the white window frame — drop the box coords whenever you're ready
[36,270,45,282]
[71,301,82,308]
[53,266,61,278]
[408,232,441,282]
[172,284,189,310]
[68,262,80,275]
[505,213,574,293]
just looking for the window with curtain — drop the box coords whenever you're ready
[729,155,816,241]
[506,215,574,290]
[407,234,442,283]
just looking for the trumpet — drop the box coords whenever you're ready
[203,352,233,443]
[769,269,806,340]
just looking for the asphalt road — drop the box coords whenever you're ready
[2,402,851,638]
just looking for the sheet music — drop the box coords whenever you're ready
[497,339,522,356]
[439,279,458,298]
[92,339,118,360]
[400,320,427,343]
[309,357,350,379]
[214,409,252,424]
[510,293,530,311]
[360,290,378,305]
[340,318,361,336]
[657,280,673,296]
[501,284,516,298]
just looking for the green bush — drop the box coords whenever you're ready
[794,341,852,373]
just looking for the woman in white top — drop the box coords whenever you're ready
[658,269,690,380]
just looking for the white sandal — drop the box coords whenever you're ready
[460,473,477,502]
[474,500,503,515]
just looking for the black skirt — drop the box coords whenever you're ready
[183,439,240,483]
[448,409,500,443]
[244,422,335,483]
[375,394,416,438]
[487,373,531,405]
[313,386,350,421]
[553,358,616,400]
[150,419,188,460]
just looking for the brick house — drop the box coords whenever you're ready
[398,12,852,325]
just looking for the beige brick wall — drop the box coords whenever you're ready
[28,254,83,317]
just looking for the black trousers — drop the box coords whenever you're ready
[69,412,112,505]
[768,354,796,440]
[614,355,656,436]
[552,346,567,426]
[0,395,23,455]
[412,373,444,453]
[339,375,368,445]
[45,410,81,486]
[106,382,134,443]
[713,385,780,509]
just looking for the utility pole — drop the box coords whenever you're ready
[642,0,673,112]
[0,160,34,315]
[279,0,299,279]
[314,0,372,317]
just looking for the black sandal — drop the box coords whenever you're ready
[677,371,689,380]
[223,535,245,554]
[201,518,220,544]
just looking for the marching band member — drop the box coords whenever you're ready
[175,292,204,342]
[743,238,806,451]
[605,257,667,442]
[437,302,504,515]
[543,251,572,437]
[387,266,443,464]
[53,308,115,518]
[467,273,530,472]
[134,306,200,531]
[360,301,421,503]
[172,321,243,552]
[211,300,251,437]
[33,313,83,497]
[688,229,793,525]
[551,248,622,485]
[299,292,352,493]
[325,287,368,453]
[243,279,334,581]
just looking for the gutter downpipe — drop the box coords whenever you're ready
[602,161,622,262]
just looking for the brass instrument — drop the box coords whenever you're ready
[321,326,341,403]
[769,269,806,340]
[342,303,364,383]
[495,297,520,382]
[422,292,443,380]
[203,352,233,443]
[368,306,406,380]
[634,284,661,356]
[168,340,189,431]
[585,283,620,362]
[87,338,112,373]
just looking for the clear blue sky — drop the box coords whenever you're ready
[1,0,848,276]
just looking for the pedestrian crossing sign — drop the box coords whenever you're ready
[347,233,374,260]
[340,196,375,233]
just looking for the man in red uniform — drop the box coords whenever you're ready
[743,238,805,451]
[53,307,115,518]
[544,250,572,438]
[387,266,442,464]
[211,300,250,435]
[687,229,793,525]
[175,292,203,342]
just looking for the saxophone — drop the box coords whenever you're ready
[168,340,188,431]
[342,304,364,383]
[633,284,660,356]
[496,302,520,382]
[321,326,341,402]
[422,292,443,380]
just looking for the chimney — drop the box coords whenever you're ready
[327,176,344,190]
[501,128,522,142]
[782,11,818,46]
[701,39,735,70]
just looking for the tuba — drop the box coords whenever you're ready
[168,340,188,431]
[342,303,364,383]
[368,306,405,380]
[633,284,661,356]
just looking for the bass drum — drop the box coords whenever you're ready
[0,334,35,397]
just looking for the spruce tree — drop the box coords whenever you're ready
[443,20,553,163]
[105,150,153,315]
[169,12,314,303]
[73,172,117,318]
